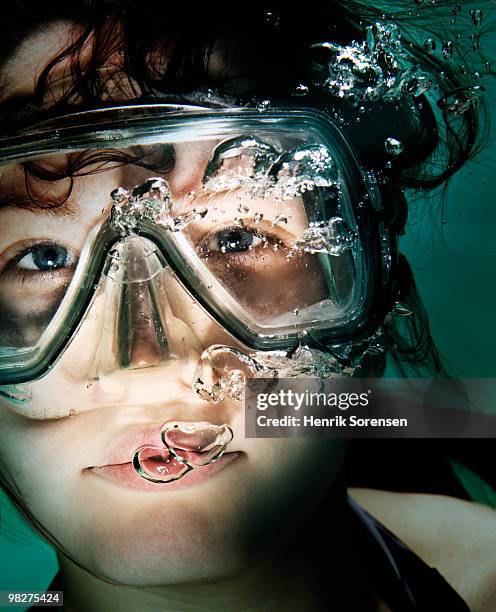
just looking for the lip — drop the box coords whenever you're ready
[91,419,238,467]
[85,419,242,492]
[88,451,243,492]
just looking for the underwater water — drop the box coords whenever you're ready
[1,7,496,603]
[393,142,496,378]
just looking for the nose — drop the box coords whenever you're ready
[91,235,200,377]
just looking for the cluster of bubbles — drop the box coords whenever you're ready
[421,3,489,113]
[308,22,433,105]
[110,139,344,241]
[290,218,356,256]
[192,343,358,405]
[110,178,171,236]
[110,177,208,237]
[203,138,342,202]
[191,299,418,407]
[133,421,234,483]
[304,14,488,117]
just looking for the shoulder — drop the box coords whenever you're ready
[349,487,496,612]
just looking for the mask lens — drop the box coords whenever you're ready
[0,155,80,349]
[0,145,174,353]
[177,132,360,333]
[186,193,357,324]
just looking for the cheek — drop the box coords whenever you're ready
[0,414,86,564]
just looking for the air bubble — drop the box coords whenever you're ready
[293,84,310,97]
[424,39,436,51]
[385,137,404,156]
[193,345,267,404]
[257,99,271,112]
[441,41,454,61]
[161,422,234,467]
[132,446,192,483]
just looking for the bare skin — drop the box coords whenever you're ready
[350,488,496,612]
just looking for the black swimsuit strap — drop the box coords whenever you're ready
[348,496,471,611]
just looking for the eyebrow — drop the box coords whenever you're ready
[0,195,77,218]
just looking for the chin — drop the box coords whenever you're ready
[57,472,263,585]
[77,502,256,585]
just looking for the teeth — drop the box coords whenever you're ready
[161,421,234,467]
[132,444,192,483]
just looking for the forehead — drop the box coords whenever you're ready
[0,21,79,101]
[0,19,260,116]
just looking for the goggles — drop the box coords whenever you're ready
[0,104,395,385]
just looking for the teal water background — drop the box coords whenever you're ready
[1,33,496,607]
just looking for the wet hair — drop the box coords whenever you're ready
[0,0,492,570]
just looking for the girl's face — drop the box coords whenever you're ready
[0,21,348,585]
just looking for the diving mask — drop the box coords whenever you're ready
[0,104,395,385]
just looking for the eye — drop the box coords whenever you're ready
[197,223,288,260]
[215,227,263,253]
[16,243,74,272]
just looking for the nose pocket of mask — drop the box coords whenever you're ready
[91,236,183,376]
